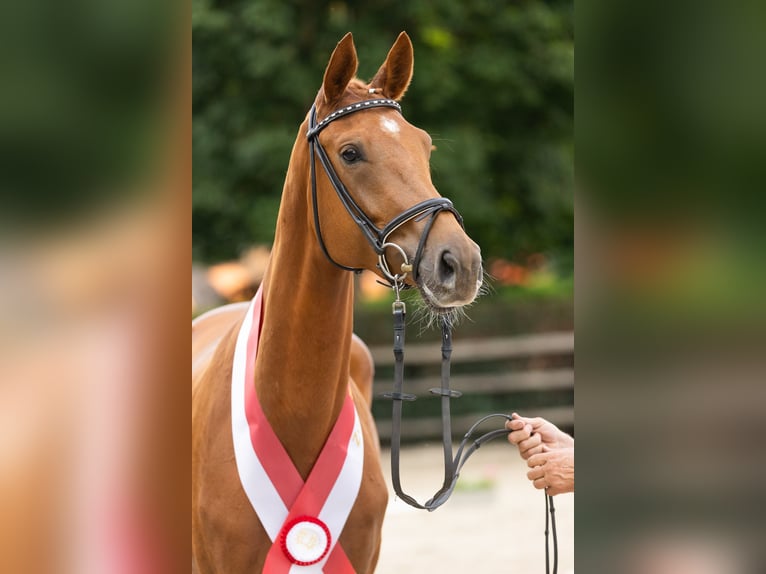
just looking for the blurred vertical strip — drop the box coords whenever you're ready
[0,0,188,572]
[577,0,766,572]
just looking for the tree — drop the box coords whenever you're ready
[192,0,573,271]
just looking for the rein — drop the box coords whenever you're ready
[307,96,558,572]
[385,291,558,574]
[386,297,514,511]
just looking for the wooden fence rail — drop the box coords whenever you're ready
[369,331,574,442]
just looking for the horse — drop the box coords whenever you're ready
[192,32,483,573]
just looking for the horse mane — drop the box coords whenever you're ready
[347,78,371,96]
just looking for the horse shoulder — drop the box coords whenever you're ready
[349,332,375,407]
[192,302,249,388]
[193,304,271,572]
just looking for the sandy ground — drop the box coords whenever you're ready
[374,442,574,574]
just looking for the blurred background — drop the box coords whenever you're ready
[576,0,766,572]
[0,1,187,572]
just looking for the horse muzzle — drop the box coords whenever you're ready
[416,236,483,309]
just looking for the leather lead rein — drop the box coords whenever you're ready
[383,295,558,573]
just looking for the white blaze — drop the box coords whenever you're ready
[380,116,400,136]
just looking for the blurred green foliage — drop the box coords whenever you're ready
[0,0,173,230]
[192,0,573,267]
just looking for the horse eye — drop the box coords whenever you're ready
[340,146,361,163]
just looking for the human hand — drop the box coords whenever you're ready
[505,413,574,460]
[526,446,574,496]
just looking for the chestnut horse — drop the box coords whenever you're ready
[192,32,482,573]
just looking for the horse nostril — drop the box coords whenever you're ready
[438,250,458,285]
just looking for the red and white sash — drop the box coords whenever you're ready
[231,287,364,573]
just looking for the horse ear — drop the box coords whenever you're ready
[369,32,414,101]
[322,33,359,105]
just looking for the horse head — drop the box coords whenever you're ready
[308,32,483,316]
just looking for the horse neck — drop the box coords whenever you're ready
[254,125,356,477]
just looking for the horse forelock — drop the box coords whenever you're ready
[347,78,370,95]
[315,77,394,118]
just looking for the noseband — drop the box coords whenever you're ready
[307,97,558,573]
[307,98,463,286]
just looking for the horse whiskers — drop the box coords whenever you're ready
[406,273,489,335]
[479,269,495,298]
[410,302,466,336]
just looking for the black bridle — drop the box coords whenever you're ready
[307,96,558,573]
[307,98,463,286]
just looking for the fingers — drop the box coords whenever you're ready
[527,465,544,481]
[505,417,527,433]
[506,419,535,448]
[521,444,544,459]
[511,425,533,444]
[512,413,551,432]
[528,463,557,492]
[528,465,548,491]
[527,451,546,468]
[512,432,538,455]
[510,413,534,427]
[507,416,545,460]
[531,472,563,495]
[517,433,542,459]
